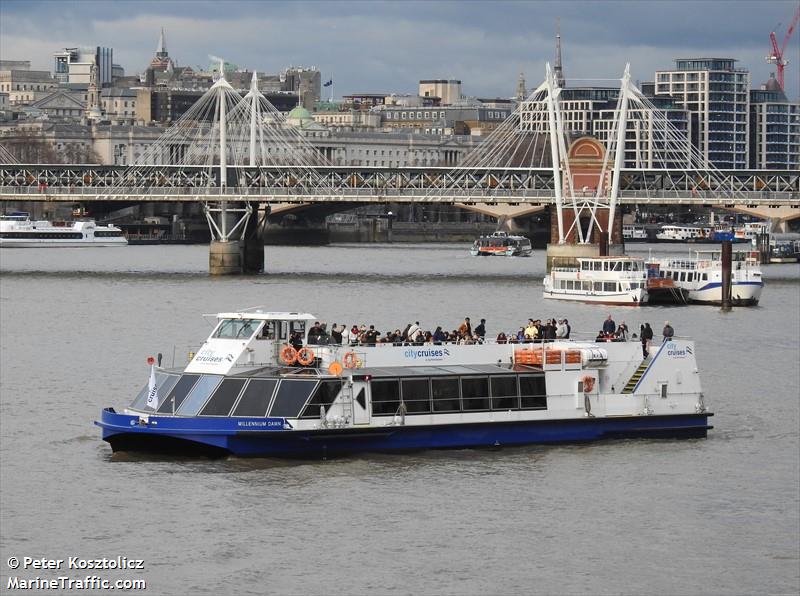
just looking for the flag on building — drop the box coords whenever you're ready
[146,364,159,410]
[323,79,333,87]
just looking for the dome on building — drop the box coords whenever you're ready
[287,105,312,121]
[764,73,782,92]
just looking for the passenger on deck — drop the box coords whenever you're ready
[496,331,508,344]
[458,317,472,338]
[364,325,379,345]
[602,315,616,336]
[563,318,571,339]
[474,318,486,340]
[556,319,568,339]
[331,324,343,345]
[616,321,629,341]
[433,326,446,344]
[663,321,674,342]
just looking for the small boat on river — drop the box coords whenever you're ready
[470,231,532,257]
[95,310,711,458]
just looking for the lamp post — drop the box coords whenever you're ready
[386,210,393,243]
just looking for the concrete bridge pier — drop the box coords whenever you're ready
[209,240,244,275]
[242,204,268,274]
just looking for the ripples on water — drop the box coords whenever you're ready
[1,243,798,595]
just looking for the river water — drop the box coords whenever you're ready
[1,243,798,596]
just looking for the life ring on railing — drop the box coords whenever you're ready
[280,345,298,365]
[296,347,315,366]
[581,375,595,393]
[343,351,359,369]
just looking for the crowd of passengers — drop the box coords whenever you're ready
[295,317,581,348]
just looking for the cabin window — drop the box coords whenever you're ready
[300,380,343,418]
[603,282,616,292]
[660,383,668,399]
[176,375,223,416]
[259,321,276,340]
[593,262,601,271]
[199,378,247,416]
[401,379,431,413]
[593,282,603,292]
[612,261,621,271]
[157,374,200,413]
[431,377,460,412]
[490,376,519,410]
[702,273,708,281]
[231,379,278,417]
[461,377,490,411]
[371,379,401,415]
[583,281,592,291]
[623,261,632,271]
[269,379,318,418]
[130,372,179,410]
[213,319,260,339]
[519,374,547,409]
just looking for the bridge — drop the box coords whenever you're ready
[2,64,798,273]
[0,165,797,207]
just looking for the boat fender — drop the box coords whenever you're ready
[297,347,315,366]
[343,352,359,369]
[581,375,595,393]
[280,345,298,365]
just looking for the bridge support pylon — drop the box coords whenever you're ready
[209,240,244,275]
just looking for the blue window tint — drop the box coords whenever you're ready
[130,372,179,410]
[176,375,223,416]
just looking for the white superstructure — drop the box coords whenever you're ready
[649,250,763,305]
[543,256,648,305]
[0,214,127,247]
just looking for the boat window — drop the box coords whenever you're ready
[157,374,200,413]
[300,380,343,418]
[593,262,601,271]
[371,379,400,415]
[176,375,223,416]
[490,376,518,410]
[702,273,708,281]
[612,261,621,271]
[623,261,632,271]
[213,319,260,339]
[199,378,247,416]
[401,379,431,413]
[431,377,460,412]
[519,374,547,409]
[583,281,592,291]
[130,371,179,410]
[355,388,366,410]
[269,379,318,418]
[461,377,490,411]
[259,321,276,340]
[231,379,278,417]
[603,282,616,292]
[593,282,603,292]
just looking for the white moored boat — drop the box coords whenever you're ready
[656,225,710,243]
[648,250,764,306]
[623,224,648,242]
[543,256,649,305]
[0,213,127,247]
[95,310,712,458]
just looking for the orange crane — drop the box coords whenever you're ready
[767,6,800,91]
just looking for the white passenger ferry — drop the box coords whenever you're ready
[648,250,764,306]
[623,224,648,242]
[543,256,649,305]
[95,310,712,458]
[470,231,532,257]
[0,213,127,247]
[656,225,710,243]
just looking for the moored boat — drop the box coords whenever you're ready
[0,213,127,247]
[543,256,649,305]
[95,310,712,458]
[470,231,532,257]
[622,224,648,242]
[648,250,763,306]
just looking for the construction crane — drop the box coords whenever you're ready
[767,6,800,92]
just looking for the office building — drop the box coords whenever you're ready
[749,75,800,169]
[53,47,114,86]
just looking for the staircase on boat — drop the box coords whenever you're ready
[622,357,651,394]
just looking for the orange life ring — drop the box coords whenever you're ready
[297,347,315,366]
[328,361,343,376]
[581,375,595,393]
[280,345,298,365]
[343,351,358,369]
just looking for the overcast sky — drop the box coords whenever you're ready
[2,0,798,99]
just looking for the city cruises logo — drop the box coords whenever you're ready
[664,342,692,358]
[404,347,451,361]
[194,349,235,364]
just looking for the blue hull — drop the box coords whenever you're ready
[96,408,713,458]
